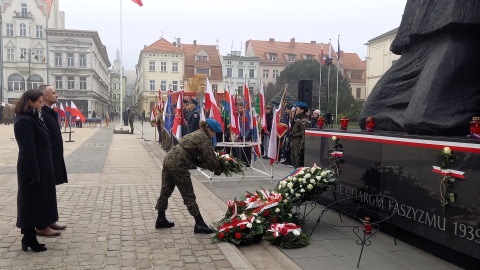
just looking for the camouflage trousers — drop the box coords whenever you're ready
[155,167,200,217]
[290,139,304,168]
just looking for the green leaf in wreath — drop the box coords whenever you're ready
[449,193,456,202]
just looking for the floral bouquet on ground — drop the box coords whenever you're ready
[264,222,309,249]
[216,152,245,177]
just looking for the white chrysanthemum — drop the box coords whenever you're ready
[321,171,327,177]
[290,189,295,194]
[281,181,287,186]
[305,173,311,179]
[307,184,314,189]
[275,208,280,213]
[296,193,301,197]
[332,136,337,141]
[287,176,293,180]
[287,182,294,188]
[246,223,252,228]
[300,189,305,193]
[288,213,292,218]
[299,171,305,175]
[316,176,321,180]
[292,229,301,236]
[310,179,316,184]
[241,215,247,221]
[256,219,262,223]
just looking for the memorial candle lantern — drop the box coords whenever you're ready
[340,116,349,130]
[364,217,372,234]
[317,117,325,129]
[470,117,480,134]
[366,116,375,132]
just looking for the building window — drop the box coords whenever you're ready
[55,53,62,66]
[172,62,178,72]
[226,68,232,77]
[149,80,155,91]
[249,69,255,78]
[67,76,75,89]
[263,69,269,79]
[79,54,87,67]
[19,23,26,36]
[160,62,167,72]
[6,24,14,37]
[149,61,155,71]
[238,69,243,78]
[35,50,44,63]
[7,73,25,91]
[196,55,208,61]
[306,55,313,61]
[67,53,74,67]
[161,80,167,91]
[273,70,279,79]
[21,3,28,15]
[356,88,361,99]
[172,81,178,91]
[288,55,295,62]
[196,68,209,75]
[28,74,43,90]
[239,62,243,65]
[269,54,277,61]
[7,49,14,61]
[80,77,87,90]
[36,25,43,38]
[55,76,63,89]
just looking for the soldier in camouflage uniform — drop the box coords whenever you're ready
[155,118,223,233]
[290,102,310,168]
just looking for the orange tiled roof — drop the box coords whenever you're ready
[246,38,335,65]
[340,52,366,70]
[142,38,184,54]
[181,43,223,81]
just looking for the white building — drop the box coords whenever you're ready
[221,51,260,94]
[46,29,111,118]
[365,28,400,99]
[1,0,64,103]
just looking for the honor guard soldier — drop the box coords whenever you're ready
[290,101,309,168]
[186,99,200,134]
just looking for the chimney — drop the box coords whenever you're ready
[193,40,197,46]
[177,38,181,46]
[311,41,316,44]
[290,38,295,47]
[269,38,275,42]
[144,45,147,48]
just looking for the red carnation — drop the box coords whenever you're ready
[245,193,251,198]
[262,210,270,217]
[272,217,278,223]
[239,224,246,230]
[224,227,230,233]
[218,232,225,239]
[235,232,242,239]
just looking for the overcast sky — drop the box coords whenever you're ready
[59,0,407,70]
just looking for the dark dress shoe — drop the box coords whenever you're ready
[50,223,67,230]
[36,227,61,237]
[194,222,214,234]
[155,219,175,229]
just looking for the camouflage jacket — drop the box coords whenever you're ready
[163,128,221,173]
[290,114,309,144]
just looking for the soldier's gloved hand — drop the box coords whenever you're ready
[214,170,222,176]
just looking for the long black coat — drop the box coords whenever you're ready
[14,113,58,229]
[42,105,68,185]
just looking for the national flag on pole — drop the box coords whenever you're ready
[258,79,267,133]
[328,40,332,59]
[225,85,239,135]
[267,105,280,166]
[337,36,341,61]
[131,0,143,6]
[251,109,262,160]
[243,81,253,130]
[70,101,86,122]
[59,102,66,117]
[320,48,325,65]
[172,91,183,140]
[150,109,155,122]
[205,78,224,131]
[163,91,174,133]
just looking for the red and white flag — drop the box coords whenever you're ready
[259,79,267,133]
[225,83,239,135]
[205,78,224,132]
[59,102,66,117]
[131,0,143,6]
[172,91,183,140]
[267,106,280,166]
[70,101,86,122]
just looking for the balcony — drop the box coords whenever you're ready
[14,11,33,19]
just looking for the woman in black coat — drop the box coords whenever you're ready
[14,90,58,252]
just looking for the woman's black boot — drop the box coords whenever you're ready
[21,228,47,252]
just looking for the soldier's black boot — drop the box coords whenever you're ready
[155,211,174,229]
[194,214,214,234]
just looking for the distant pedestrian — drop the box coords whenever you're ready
[92,111,97,119]
[14,89,59,252]
[128,108,134,134]
[155,118,223,234]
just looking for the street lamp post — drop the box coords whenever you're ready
[20,49,38,90]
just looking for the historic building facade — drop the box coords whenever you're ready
[221,51,260,95]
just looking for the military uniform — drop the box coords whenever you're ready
[156,128,221,216]
[290,113,309,168]
[186,108,200,134]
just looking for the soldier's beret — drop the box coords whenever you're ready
[206,118,222,133]
[294,101,308,109]
[189,99,198,105]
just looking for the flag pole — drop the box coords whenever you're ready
[335,35,340,125]
[119,0,124,130]
[327,39,331,116]
[319,52,322,112]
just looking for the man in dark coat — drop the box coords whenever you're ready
[39,84,68,234]
[186,99,200,134]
